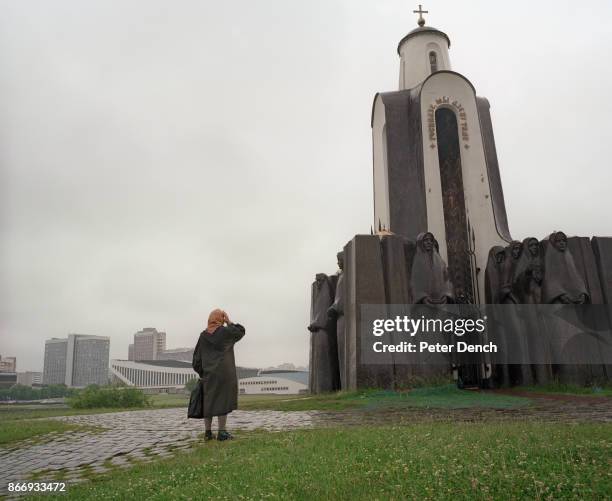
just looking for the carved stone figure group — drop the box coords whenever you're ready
[485,231,589,307]
[484,231,592,386]
[308,233,458,393]
[308,230,601,392]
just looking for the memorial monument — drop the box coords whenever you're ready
[307,6,612,392]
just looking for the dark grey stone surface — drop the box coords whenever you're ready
[380,235,412,305]
[380,235,414,386]
[308,274,340,393]
[593,237,612,307]
[592,237,612,379]
[476,97,512,242]
[566,237,609,383]
[328,252,346,389]
[344,235,394,390]
[570,237,605,303]
[379,90,428,238]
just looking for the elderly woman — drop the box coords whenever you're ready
[192,309,245,441]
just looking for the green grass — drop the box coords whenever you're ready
[148,393,189,407]
[236,392,365,411]
[0,405,131,421]
[238,385,530,411]
[0,386,530,422]
[0,393,190,421]
[29,423,612,500]
[0,420,96,446]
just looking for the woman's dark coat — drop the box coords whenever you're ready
[192,323,245,418]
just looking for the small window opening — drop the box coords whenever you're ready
[429,51,438,73]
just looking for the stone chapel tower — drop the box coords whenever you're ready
[371,7,511,304]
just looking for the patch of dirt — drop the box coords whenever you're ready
[490,389,610,402]
[312,392,612,426]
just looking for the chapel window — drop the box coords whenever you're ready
[429,51,438,73]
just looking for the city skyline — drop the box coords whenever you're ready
[21,329,305,374]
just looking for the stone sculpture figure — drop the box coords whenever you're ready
[511,237,549,384]
[308,273,340,393]
[484,246,511,386]
[513,237,544,304]
[499,240,523,304]
[541,232,593,383]
[409,232,454,378]
[497,240,534,385]
[327,252,346,389]
[542,232,589,305]
[410,232,454,304]
[484,246,506,304]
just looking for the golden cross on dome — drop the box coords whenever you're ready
[413,4,428,27]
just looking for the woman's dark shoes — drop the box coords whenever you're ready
[204,430,215,441]
[217,430,233,441]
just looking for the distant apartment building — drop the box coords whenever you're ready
[0,373,17,389]
[158,347,193,363]
[128,344,134,361]
[17,371,43,386]
[43,334,110,387]
[133,328,166,361]
[43,338,68,385]
[0,355,17,372]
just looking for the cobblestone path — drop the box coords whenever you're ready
[0,408,319,497]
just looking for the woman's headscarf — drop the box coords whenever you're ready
[206,308,225,334]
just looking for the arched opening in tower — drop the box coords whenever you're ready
[435,107,475,303]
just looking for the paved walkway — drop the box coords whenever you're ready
[0,408,319,497]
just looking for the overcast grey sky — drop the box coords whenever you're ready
[1,1,611,371]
